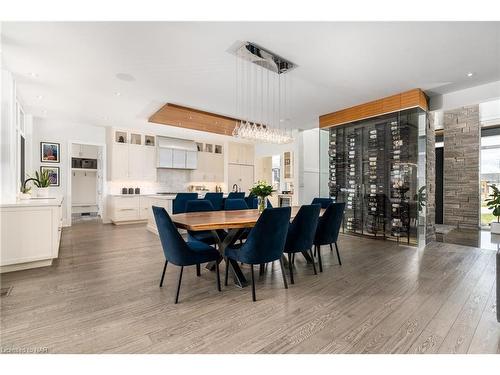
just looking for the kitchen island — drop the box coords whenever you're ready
[0,197,63,273]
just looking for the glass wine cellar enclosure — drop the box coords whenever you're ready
[319,107,428,246]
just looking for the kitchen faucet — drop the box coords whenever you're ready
[232,184,240,192]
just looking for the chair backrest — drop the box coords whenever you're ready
[152,206,194,266]
[227,192,245,200]
[314,202,345,246]
[204,192,223,210]
[311,197,334,209]
[186,199,214,213]
[285,204,321,253]
[245,195,273,209]
[224,198,248,210]
[172,193,198,214]
[237,207,291,264]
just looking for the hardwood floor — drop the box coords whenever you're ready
[0,221,498,354]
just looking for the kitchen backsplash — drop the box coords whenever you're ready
[107,169,226,195]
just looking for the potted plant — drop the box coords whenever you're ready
[23,170,51,198]
[19,184,32,200]
[249,180,273,213]
[485,183,500,234]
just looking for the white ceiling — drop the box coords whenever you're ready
[2,22,500,130]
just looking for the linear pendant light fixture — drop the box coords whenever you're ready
[229,41,296,144]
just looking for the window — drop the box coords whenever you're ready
[480,133,500,227]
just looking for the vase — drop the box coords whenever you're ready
[37,187,49,198]
[258,196,266,214]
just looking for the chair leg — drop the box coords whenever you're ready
[250,264,256,302]
[174,266,184,304]
[159,260,168,287]
[288,253,294,284]
[196,263,201,277]
[279,258,289,289]
[317,245,323,273]
[335,242,342,266]
[313,246,317,257]
[215,261,221,292]
[224,259,230,286]
[259,263,265,275]
[309,248,317,275]
[291,253,295,264]
[329,243,333,253]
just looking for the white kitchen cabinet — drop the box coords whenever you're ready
[108,129,157,181]
[158,148,173,168]
[191,152,224,182]
[72,144,98,159]
[147,196,174,234]
[128,144,144,180]
[108,195,145,224]
[228,142,254,165]
[110,143,129,180]
[142,146,157,181]
[139,196,151,220]
[172,149,186,169]
[1,198,63,273]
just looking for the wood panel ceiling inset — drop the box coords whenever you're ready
[149,103,238,136]
[319,88,428,129]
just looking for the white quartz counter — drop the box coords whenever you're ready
[0,196,64,208]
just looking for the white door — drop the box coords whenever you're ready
[172,149,186,169]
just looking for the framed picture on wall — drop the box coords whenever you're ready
[40,166,60,187]
[40,142,60,163]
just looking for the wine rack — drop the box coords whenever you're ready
[327,110,419,245]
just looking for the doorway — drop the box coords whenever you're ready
[70,142,104,224]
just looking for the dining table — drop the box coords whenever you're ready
[170,206,324,288]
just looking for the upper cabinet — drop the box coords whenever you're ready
[190,151,224,183]
[228,142,254,165]
[108,129,157,181]
[72,144,99,159]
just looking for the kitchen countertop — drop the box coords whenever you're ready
[0,196,64,208]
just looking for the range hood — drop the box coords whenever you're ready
[157,136,198,170]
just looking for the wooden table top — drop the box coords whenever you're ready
[171,206,324,231]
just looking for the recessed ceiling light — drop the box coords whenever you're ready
[42,109,47,114]
[37,95,43,100]
[115,92,121,96]
[116,73,135,82]
[28,72,38,78]
[467,72,474,77]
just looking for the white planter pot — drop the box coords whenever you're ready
[491,222,500,234]
[37,187,49,198]
[19,193,32,200]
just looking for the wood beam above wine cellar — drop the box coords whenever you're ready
[149,103,239,136]
[319,89,428,128]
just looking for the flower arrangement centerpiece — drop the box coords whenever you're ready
[249,180,273,213]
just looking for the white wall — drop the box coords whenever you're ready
[429,80,500,112]
[0,69,17,202]
[32,118,106,225]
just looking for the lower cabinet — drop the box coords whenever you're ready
[0,200,63,273]
[108,196,151,224]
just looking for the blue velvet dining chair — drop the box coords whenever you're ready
[204,192,223,211]
[311,197,334,209]
[226,192,245,200]
[152,206,222,304]
[224,198,248,210]
[245,194,273,209]
[172,193,198,214]
[313,202,345,272]
[283,204,321,284]
[224,207,291,301]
